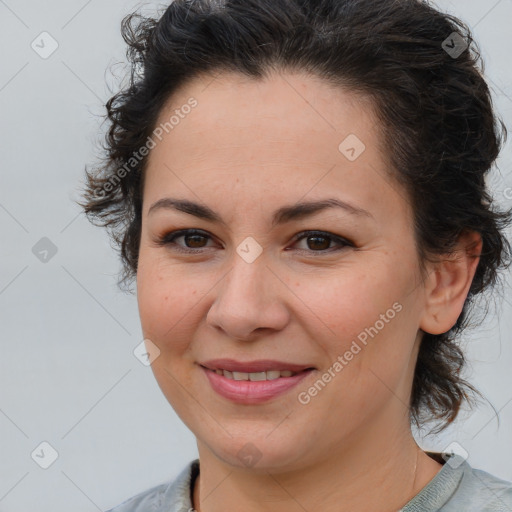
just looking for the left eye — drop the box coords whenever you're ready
[291,230,352,253]
[156,229,353,254]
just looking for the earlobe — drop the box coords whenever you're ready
[420,231,482,335]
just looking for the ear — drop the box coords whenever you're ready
[420,230,482,335]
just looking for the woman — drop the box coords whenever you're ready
[79,0,512,510]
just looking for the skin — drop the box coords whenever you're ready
[136,70,482,512]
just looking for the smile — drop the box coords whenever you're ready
[209,368,299,380]
[200,365,315,404]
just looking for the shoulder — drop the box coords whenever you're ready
[402,452,512,512]
[441,456,512,511]
[104,459,199,512]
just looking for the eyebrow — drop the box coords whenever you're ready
[147,197,374,226]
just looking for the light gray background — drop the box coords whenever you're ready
[0,1,511,511]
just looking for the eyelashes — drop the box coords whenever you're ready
[155,229,216,254]
[154,228,355,256]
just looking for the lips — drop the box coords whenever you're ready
[201,364,315,404]
[199,358,316,404]
[200,358,315,374]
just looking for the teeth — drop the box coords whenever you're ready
[215,369,300,380]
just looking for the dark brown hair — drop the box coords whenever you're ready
[78,0,512,434]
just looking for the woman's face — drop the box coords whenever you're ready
[137,71,430,471]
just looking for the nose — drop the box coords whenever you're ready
[206,252,290,341]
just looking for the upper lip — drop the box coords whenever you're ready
[200,359,315,373]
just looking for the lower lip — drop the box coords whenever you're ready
[201,366,314,404]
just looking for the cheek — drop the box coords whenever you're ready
[299,261,418,374]
[136,252,202,349]
[293,269,417,422]
[301,268,402,337]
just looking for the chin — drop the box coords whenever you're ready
[203,434,310,473]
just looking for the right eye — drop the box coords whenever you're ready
[155,229,218,254]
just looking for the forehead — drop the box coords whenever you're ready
[151,70,378,157]
[143,70,404,222]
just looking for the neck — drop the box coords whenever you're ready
[192,415,442,512]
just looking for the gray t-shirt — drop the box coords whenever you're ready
[105,452,512,511]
